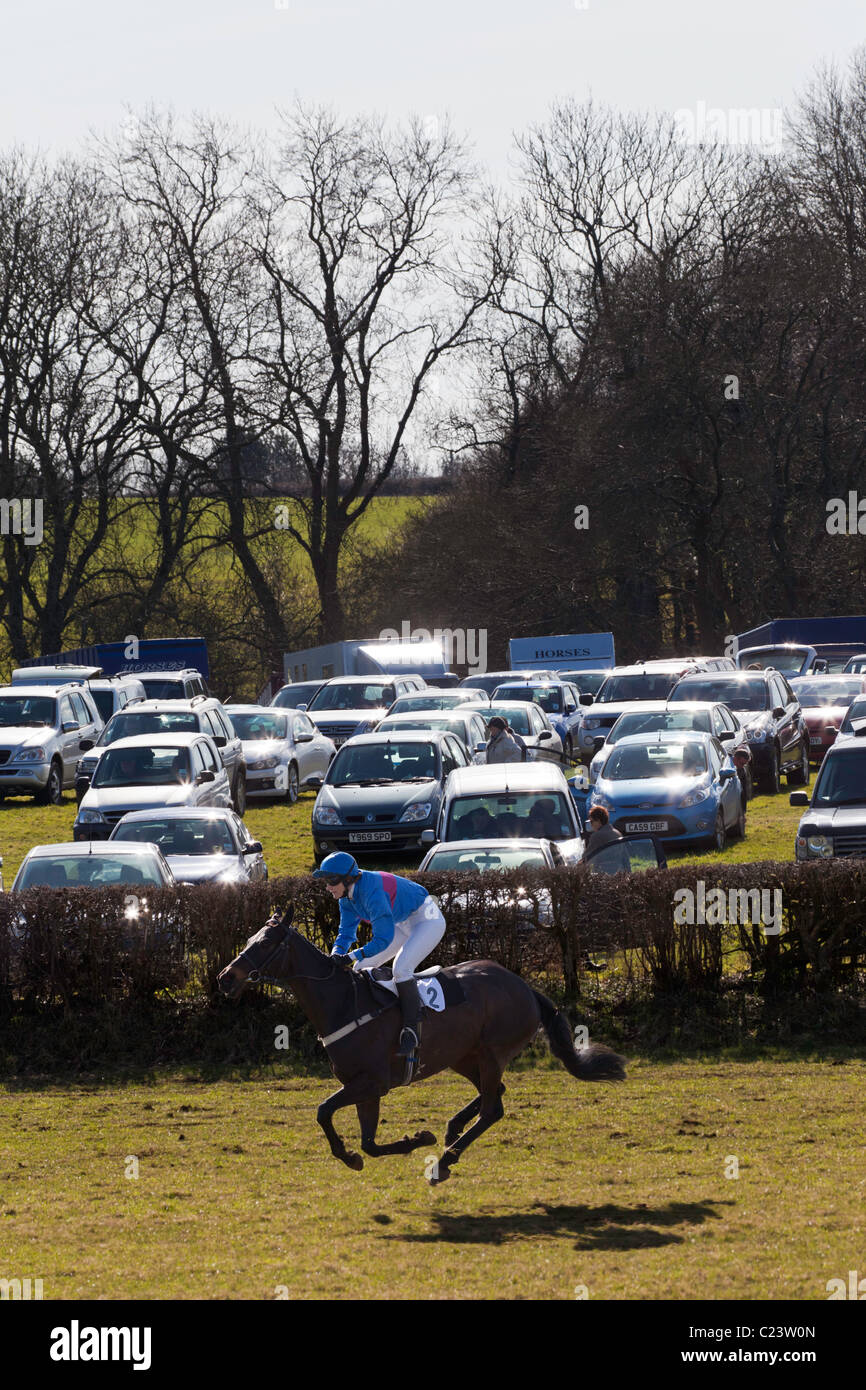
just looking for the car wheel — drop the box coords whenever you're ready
[232,769,247,816]
[787,740,810,787]
[286,762,300,804]
[35,759,63,806]
[711,809,727,852]
[761,748,781,795]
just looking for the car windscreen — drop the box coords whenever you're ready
[272,684,322,708]
[838,699,866,733]
[610,710,712,743]
[493,685,564,714]
[426,847,548,871]
[17,854,165,888]
[309,683,395,711]
[102,712,198,744]
[740,647,809,674]
[790,679,861,708]
[448,793,573,840]
[140,679,186,699]
[379,717,468,740]
[112,817,236,854]
[811,750,866,805]
[460,674,503,695]
[481,705,532,734]
[229,712,288,740]
[92,746,192,787]
[562,672,606,695]
[602,741,708,780]
[0,695,57,727]
[669,678,769,711]
[327,741,439,785]
[388,695,463,713]
[594,675,679,702]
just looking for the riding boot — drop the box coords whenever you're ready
[395,979,422,1058]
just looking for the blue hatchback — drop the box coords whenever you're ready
[589,731,745,851]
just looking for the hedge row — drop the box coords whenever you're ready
[1,860,865,1014]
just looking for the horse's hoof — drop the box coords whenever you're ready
[342,1151,364,1171]
[415,1130,437,1145]
[429,1165,451,1186]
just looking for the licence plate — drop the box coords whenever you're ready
[810,735,823,745]
[624,820,669,832]
[349,831,392,843]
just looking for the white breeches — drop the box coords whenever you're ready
[357,897,446,980]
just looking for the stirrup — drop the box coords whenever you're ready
[396,1026,419,1059]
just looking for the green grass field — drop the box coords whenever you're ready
[1,1058,861,1300]
[0,775,809,886]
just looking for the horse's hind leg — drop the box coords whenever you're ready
[431,1054,506,1185]
[444,1059,506,1147]
[357,1097,436,1157]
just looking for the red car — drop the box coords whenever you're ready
[790,675,866,763]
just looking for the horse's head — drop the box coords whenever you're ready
[218,908,294,999]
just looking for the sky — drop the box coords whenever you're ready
[2,0,864,174]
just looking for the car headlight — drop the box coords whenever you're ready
[583,718,601,731]
[314,805,340,825]
[679,785,712,808]
[76,809,106,824]
[745,726,769,742]
[590,791,612,809]
[400,802,433,823]
[12,747,48,762]
[805,834,833,858]
[248,755,279,770]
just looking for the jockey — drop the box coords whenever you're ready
[313,851,446,1060]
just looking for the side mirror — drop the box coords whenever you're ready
[789,791,809,806]
[719,768,736,782]
[198,769,215,783]
[212,735,227,748]
[420,829,436,845]
[297,703,308,712]
[592,735,606,751]
[773,706,785,719]
[579,693,594,707]
[717,729,735,741]
[79,738,94,752]
[307,777,323,789]
[243,841,264,854]
[475,743,486,754]
[538,730,552,740]
[62,721,80,733]
[295,732,313,743]
[824,726,837,737]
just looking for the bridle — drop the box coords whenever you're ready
[237,916,340,990]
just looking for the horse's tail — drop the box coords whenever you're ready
[532,989,626,1082]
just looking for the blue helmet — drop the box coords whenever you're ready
[313,851,361,883]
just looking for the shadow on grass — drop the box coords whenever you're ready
[389,1198,732,1251]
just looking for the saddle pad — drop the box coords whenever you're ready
[366,966,465,1010]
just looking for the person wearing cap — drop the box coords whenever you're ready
[312,851,446,1061]
[485,716,524,764]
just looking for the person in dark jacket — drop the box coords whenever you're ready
[485,716,524,764]
[584,805,625,860]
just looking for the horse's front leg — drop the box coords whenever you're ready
[356,1096,437,1158]
[317,1079,381,1170]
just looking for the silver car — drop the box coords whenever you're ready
[11,840,175,890]
[74,732,232,840]
[0,683,103,804]
[375,709,491,764]
[225,705,335,802]
[461,700,564,763]
[109,807,267,884]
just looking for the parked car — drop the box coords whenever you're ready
[575,661,706,761]
[0,683,103,804]
[490,680,584,761]
[842,655,866,674]
[375,709,491,763]
[591,730,745,851]
[312,728,471,861]
[667,670,810,793]
[587,701,754,802]
[832,695,866,746]
[461,700,564,763]
[418,837,561,928]
[75,698,247,812]
[133,669,209,700]
[304,674,427,748]
[271,680,327,710]
[435,763,585,862]
[385,690,489,715]
[791,735,866,859]
[224,704,335,801]
[11,840,175,890]
[789,675,866,764]
[109,807,267,884]
[736,644,826,676]
[74,732,232,840]
[458,670,558,697]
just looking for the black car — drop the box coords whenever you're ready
[791,735,866,859]
[668,670,809,794]
[311,728,471,861]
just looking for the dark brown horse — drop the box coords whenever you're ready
[218,910,626,1183]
